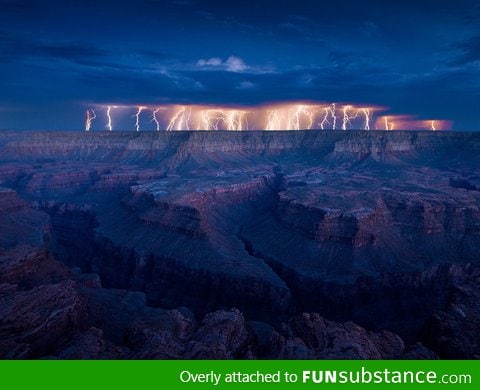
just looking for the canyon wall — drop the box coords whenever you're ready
[1,130,479,358]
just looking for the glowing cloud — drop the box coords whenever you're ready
[375,116,451,131]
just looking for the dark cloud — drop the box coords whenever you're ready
[0,32,153,71]
[0,32,109,65]
[450,35,480,66]
[41,43,108,61]
[0,0,479,130]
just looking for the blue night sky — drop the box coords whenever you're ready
[0,0,479,130]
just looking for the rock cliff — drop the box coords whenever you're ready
[0,130,479,359]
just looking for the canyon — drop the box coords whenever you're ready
[0,130,479,359]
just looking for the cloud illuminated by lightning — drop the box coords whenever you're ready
[376,116,451,131]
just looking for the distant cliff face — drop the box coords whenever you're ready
[1,130,479,359]
[0,130,479,165]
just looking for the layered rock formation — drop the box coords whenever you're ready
[0,130,479,359]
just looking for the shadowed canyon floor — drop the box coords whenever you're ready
[0,130,479,359]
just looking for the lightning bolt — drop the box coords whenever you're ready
[196,109,248,130]
[200,110,209,130]
[318,104,337,130]
[383,117,394,131]
[342,105,358,130]
[430,120,436,131]
[167,108,184,131]
[106,106,117,131]
[133,106,147,132]
[266,110,281,130]
[289,107,300,130]
[292,105,315,130]
[304,107,315,130]
[151,108,161,131]
[167,107,191,131]
[330,103,337,130]
[225,110,248,130]
[201,110,223,130]
[362,108,371,130]
[342,105,351,130]
[265,105,317,130]
[185,107,192,130]
[85,109,96,131]
[319,107,330,130]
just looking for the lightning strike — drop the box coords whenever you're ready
[342,105,351,130]
[362,109,371,130]
[133,106,147,131]
[330,103,338,130]
[319,107,330,130]
[342,105,361,130]
[304,107,315,130]
[152,108,161,131]
[167,107,191,131]
[106,106,117,131]
[383,116,394,131]
[201,110,223,130]
[225,110,248,130]
[318,104,338,130]
[185,107,192,130]
[266,110,281,130]
[85,109,96,131]
[293,105,315,130]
